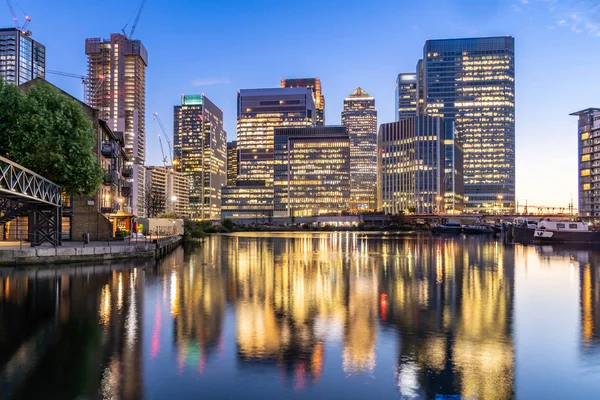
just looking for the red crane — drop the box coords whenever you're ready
[5,0,31,36]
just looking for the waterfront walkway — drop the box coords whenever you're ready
[0,236,182,266]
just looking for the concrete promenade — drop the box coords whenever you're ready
[0,236,182,266]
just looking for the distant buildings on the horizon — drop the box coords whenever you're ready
[0,26,524,220]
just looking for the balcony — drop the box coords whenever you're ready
[121,167,133,178]
[103,170,119,185]
[101,142,115,157]
[121,181,132,196]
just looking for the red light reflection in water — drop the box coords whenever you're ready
[380,293,388,321]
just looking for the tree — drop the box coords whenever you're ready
[146,189,166,218]
[222,218,234,231]
[0,79,103,195]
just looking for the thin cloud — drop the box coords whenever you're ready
[520,0,600,37]
[192,77,231,86]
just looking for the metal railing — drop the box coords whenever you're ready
[0,155,62,206]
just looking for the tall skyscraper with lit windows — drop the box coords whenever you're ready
[395,73,417,121]
[280,78,325,125]
[273,126,350,217]
[86,33,148,216]
[378,116,445,214]
[236,88,316,185]
[422,36,515,212]
[0,28,45,85]
[174,94,226,220]
[342,87,377,212]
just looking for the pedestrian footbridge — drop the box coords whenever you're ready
[0,155,62,247]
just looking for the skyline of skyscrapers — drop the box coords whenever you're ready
[0,28,45,85]
[174,94,227,220]
[85,33,148,217]
[342,87,378,212]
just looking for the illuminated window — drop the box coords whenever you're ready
[581,169,591,177]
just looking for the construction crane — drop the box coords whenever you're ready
[153,113,174,166]
[46,70,105,105]
[122,0,147,39]
[157,134,168,167]
[5,0,31,36]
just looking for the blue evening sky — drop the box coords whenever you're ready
[7,0,600,208]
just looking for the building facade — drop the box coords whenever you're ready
[85,33,148,217]
[571,108,600,218]
[221,186,274,219]
[378,116,445,215]
[341,87,378,212]
[0,28,45,85]
[19,78,129,240]
[281,78,325,125]
[145,166,190,218]
[395,73,417,121]
[422,36,515,213]
[227,141,238,186]
[273,126,350,217]
[174,94,226,220]
[236,88,316,185]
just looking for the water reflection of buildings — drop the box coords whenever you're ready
[379,237,515,400]
[580,253,600,357]
[227,233,380,387]
[0,259,150,399]
[173,237,227,371]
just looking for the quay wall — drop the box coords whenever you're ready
[0,236,183,266]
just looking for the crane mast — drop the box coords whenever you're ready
[153,113,174,166]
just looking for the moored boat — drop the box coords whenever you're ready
[533,220,600,243]
[512,217,538,243]
[431,222,463,234]
[463,224,495,234]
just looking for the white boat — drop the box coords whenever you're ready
[533,220,600,243]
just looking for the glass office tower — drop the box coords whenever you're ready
[423,36,515,213]
[0,28,45,85]
[174,94,226,220]
[281,78,325,125]
[236,88,315,185]
[341,87,378,212]
[395,73,417,121]
[378,116,445,214]
[273,126,350,217]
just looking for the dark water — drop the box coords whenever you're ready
[1,233,600,400]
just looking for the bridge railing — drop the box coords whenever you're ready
[0,155,62,206]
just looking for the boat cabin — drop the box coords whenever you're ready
[537,220,589,232]
[514,217,538,229]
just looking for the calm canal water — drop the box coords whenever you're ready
[1,232,600,399]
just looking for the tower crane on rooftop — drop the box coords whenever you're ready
[121,0,147,39]
[153,112,174,166]
[46,70,105,105]
[5,0,31,36]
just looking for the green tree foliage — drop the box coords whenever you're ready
[0,79,103,195]
[221,218,235,232]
